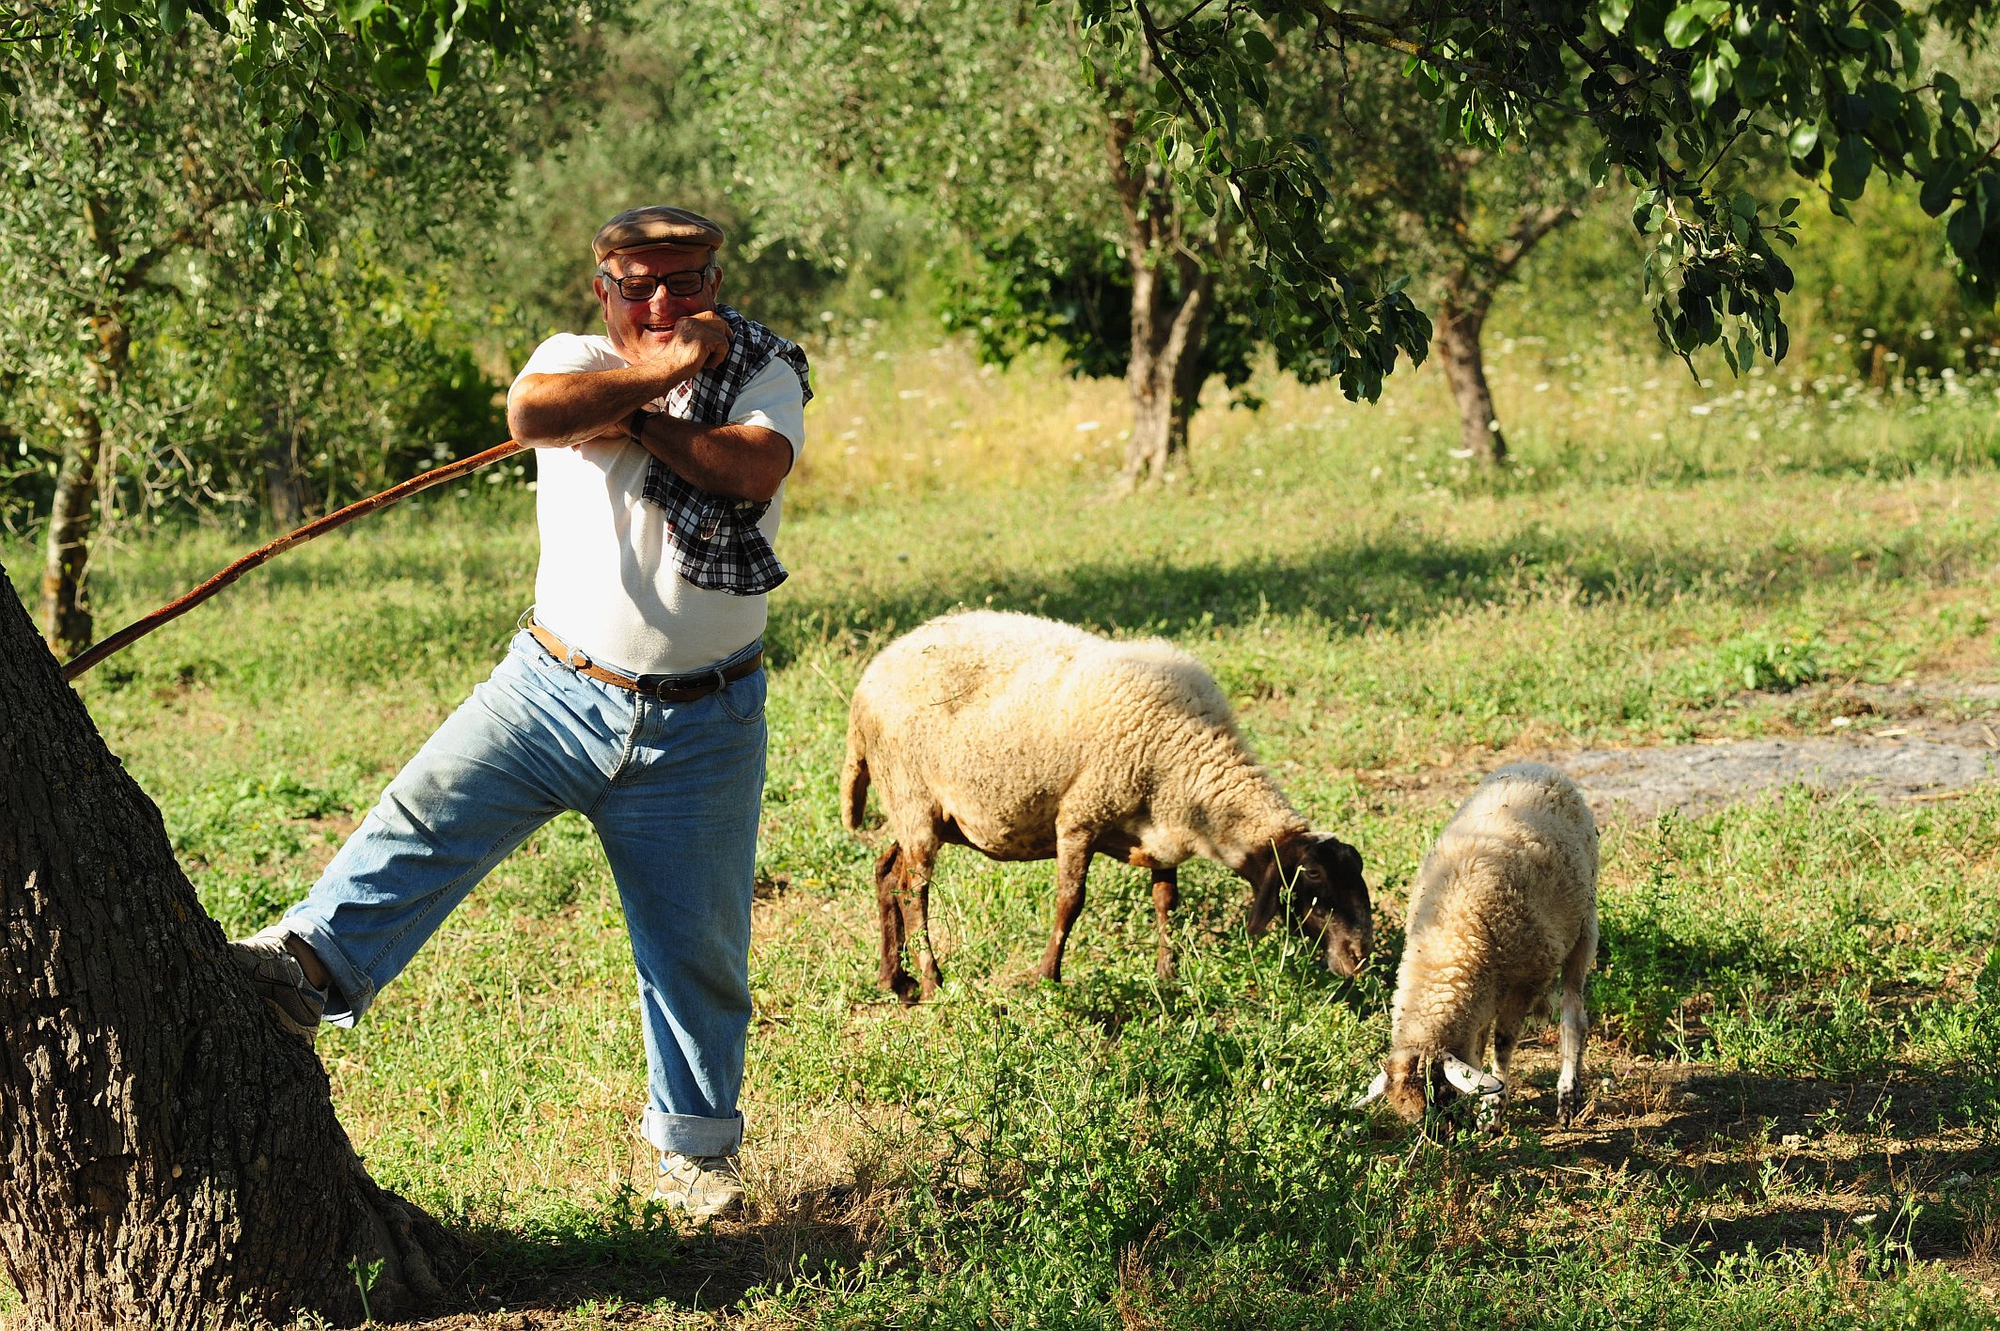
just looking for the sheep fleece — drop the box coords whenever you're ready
[843,611,1302,863]
[1391,762,1598,1055]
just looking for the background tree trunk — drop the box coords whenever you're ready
[41,302,130,658]
[1425,202,1582,470]
[262,403,306,530]
[1121,259,1216,487]
[1433,291,1506,466]
[0,567,464,1327]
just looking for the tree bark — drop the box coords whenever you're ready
[1121,262,1215,486]
[261,404,305,530]
[1433,291,1506,466]
[40,192,134,661]
[42,306,131,658]
[40,411,107,660]
[1106,119,1218,488]
[0,568,464,1327]
[1428,201,1582,470]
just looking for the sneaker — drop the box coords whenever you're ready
[652,1152,744,1222]
[227,924,326,1037]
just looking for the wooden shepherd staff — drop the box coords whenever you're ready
[60,440,527,682]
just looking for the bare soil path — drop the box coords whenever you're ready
[1549,682,1999,819]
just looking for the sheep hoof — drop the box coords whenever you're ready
[885,971,922,1005]
[1555,1087,1578,1126]
[1155,953,1177,982]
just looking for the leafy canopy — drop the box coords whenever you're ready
[1078,0,2000,386]
[0,0,536,234]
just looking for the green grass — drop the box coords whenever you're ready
[10,336,2000,1326]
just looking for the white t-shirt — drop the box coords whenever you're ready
[508,332,807,676]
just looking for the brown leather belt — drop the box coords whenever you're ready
[527,620,762,702]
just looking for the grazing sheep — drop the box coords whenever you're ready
[841,611,1372,1002]
[1355,762,1598,1126]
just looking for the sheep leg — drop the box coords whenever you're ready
[1151,865,1179,981]
[1035,832,1094,984]
[899,832,946,1001]
[1482,993,1536,1133]
[1555,916,1597,1125]
[874,843,920,1005]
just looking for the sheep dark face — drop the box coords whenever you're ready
[1383,1050,1434,1123]
[1246,832,1373,976]
[1373,1050,1505,1126]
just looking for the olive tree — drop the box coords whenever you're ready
[0,5,594,1326]
[685,0,1381,486]
[0,4,568,659]
[1325,47,1601,464]
[1085,0,2000,402]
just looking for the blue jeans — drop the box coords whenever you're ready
[282,628,767,1159]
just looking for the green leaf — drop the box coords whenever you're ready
[1786,121,1818,160]
[371,49,427,91]
[1828,133,1872,200]
[159,0,187,35]
[1664,0,1726,48]
[1948,201,1983,261]
[1241,29,1277,65]
[1919,173,1959,218]
[1690,58,1720,107]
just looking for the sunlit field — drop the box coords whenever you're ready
[9,324,2000,1327]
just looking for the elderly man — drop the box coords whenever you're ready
[227,205,808,1221]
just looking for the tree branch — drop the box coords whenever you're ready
[1490,200,1580,288]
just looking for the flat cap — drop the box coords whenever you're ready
[592,205,726,262]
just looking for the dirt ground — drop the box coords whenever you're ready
[1355,681,2000,819]
[1565,683,2000,819]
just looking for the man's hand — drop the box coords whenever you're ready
[667,310,733,374]
[508,314,733,449]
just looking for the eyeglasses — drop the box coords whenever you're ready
[598,263,715,301]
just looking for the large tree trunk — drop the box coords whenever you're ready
[0,568,464,1327]
[1433,291,1505,466]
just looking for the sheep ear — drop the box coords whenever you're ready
[1441,1054,1504,1097]
[1244,849,1282,936]
[1349,1071,1389,1109]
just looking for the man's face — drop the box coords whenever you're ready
[595,246,720,360]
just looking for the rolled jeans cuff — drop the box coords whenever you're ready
[280,918,378,1027]
[643,1108,744,1158]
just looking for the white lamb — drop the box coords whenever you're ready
[841,611,1373,1002]
[1355,762,1599,1126]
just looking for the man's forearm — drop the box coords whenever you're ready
[508,358,697,448]
[634,416,794,503]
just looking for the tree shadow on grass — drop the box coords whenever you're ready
[427,1178,877,1320]
[1499,1055,2000,1270]
[768,519,1988,668]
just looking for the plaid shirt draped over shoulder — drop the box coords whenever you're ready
[636,304,812,596]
